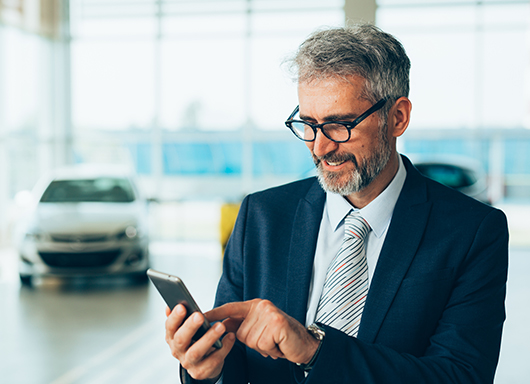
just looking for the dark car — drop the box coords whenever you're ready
[412,156,490,204]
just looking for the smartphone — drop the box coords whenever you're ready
[147,269,222,349]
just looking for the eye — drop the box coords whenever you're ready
[324,123,348,131]
[322,123,350,142]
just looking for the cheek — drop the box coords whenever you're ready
[351,133,380,153]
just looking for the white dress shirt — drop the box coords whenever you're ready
[305,156,407,326]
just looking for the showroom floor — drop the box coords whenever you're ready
[0,241,222,384]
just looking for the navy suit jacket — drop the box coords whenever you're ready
[188,156,508,384]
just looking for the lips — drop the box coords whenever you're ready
[315,152,358,170]
[326,160,347,167]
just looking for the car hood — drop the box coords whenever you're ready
[30,202,146,234]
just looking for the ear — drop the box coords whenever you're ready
[388,97,412,138]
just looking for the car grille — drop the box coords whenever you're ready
[50,234,110,243]
[39,250,121,268]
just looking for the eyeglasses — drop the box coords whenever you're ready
[284,97,388,143]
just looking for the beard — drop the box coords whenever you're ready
[313,129,392,196]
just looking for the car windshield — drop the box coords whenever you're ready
[415,164,477,189]
[40,178,136,203]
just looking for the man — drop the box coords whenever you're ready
[165,24,508,383]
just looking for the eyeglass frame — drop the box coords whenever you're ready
[284,97,389,143]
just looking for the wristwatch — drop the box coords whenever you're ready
[297,323,326,372]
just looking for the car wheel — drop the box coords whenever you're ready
[20,274,33,287]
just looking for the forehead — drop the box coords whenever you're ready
[297,75,369,117]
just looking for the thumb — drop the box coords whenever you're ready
[222,317,245,334]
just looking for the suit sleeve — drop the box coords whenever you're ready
[303,208,508,384]
[212,195,250,384]
[179,197,250,384]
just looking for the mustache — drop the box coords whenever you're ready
[313,152,359,168]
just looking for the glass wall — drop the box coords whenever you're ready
[376,0,530,201]
[377,0,530,130]
[2,0,530,243]
[0,25,62,243]
[68,0,345,200]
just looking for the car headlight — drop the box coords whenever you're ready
[125,225,138,239]
[117,225,139,240]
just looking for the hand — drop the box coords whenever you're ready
[206,299,319,365]
[165,304,236,381]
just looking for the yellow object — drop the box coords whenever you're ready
[219,202,240,256]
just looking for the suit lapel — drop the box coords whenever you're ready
[358,159,432,343]
[285,180,325,324]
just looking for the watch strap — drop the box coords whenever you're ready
[297,323,325,372]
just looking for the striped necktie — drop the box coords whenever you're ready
[315,211,371,337]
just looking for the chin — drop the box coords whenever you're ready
[316,168,363,195]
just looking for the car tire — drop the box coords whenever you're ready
[20,274,33,287]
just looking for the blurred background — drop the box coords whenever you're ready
[0,0,529,383]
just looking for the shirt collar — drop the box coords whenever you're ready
[326,155,407,238]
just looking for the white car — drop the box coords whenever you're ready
[16,165,150,286]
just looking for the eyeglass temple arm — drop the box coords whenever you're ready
[351,97,389,125]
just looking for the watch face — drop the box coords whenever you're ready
[308,324,325,340]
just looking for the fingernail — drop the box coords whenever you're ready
[214,322,224,332]
[193,312,202,323]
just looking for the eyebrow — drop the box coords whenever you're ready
[299,112,359,122]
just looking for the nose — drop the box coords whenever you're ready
[309,129,339,158]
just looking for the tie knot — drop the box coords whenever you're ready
[344,212,371,241]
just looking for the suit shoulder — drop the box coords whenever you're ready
[403,157,505,223]
[421,173,506,224]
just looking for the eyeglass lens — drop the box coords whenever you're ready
[290,122,350,142]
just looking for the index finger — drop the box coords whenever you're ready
[205,300,255,322]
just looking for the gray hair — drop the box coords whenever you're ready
[285,24,411,119]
